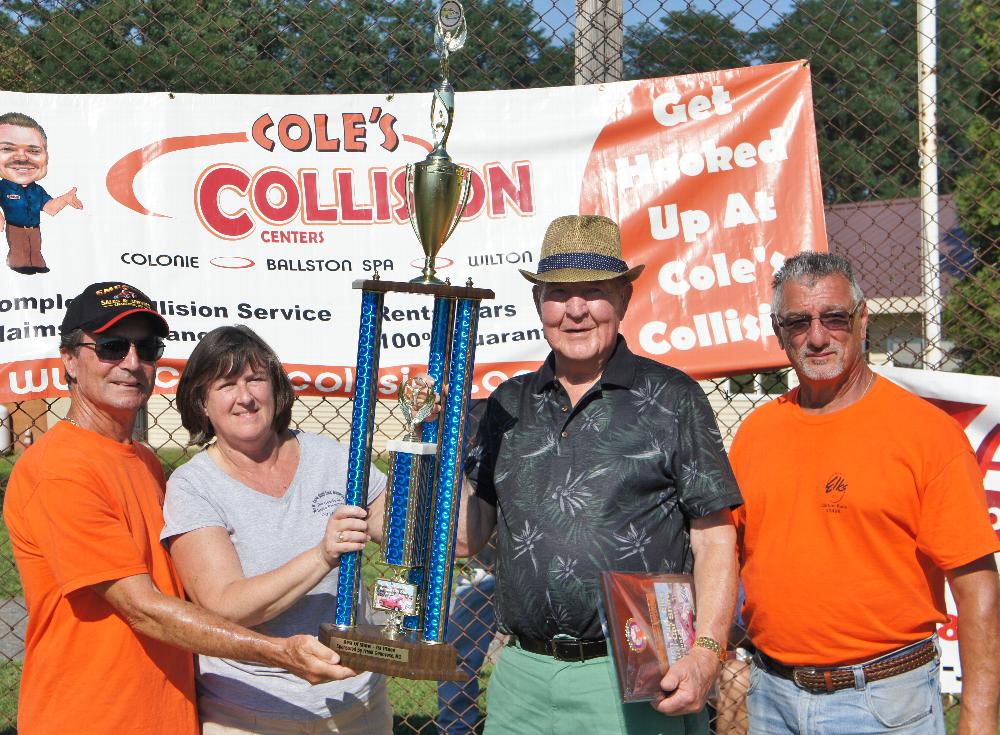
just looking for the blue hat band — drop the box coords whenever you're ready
[537,252,628,274]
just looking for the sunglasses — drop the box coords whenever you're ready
[78,336,165,363]
[773,301,863,337]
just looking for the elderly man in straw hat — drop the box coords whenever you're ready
[455,215,743,735]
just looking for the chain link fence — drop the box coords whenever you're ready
[2,0,997,732]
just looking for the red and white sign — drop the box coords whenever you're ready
[0,62,824,400]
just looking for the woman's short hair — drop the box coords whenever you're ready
[177,325,294,446]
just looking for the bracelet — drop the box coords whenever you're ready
[694,635,727,663]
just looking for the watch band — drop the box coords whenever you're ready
[694,635,727,663]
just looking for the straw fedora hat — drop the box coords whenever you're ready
[519,214,644,284]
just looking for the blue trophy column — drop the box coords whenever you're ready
[334,289,384,628]
[423,297,481,643]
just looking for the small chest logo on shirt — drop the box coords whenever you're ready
[5,194,20,200]
[821,473,848,512]
[312,490,339,515]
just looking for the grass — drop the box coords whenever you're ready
[0,526,18,599]
[0,661,19,734]
[388,663,492,734]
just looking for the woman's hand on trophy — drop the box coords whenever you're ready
[320,505,371,566]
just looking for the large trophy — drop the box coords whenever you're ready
[321,0,492,681]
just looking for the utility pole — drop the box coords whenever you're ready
[916,0,943,370]
[575,0,624,84]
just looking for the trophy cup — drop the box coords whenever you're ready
[321,0,494,681]
[408,0,471,285]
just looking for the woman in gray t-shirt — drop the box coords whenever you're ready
[161,325,391,734]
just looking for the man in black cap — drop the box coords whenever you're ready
[4,282,356,735]
[455,216,743,735]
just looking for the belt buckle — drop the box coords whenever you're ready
[792,667,817,690]
[551,634,582,662]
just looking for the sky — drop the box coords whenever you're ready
[537,0,797,38]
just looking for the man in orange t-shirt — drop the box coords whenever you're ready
[731,254,999,735]
[4,281,358,734]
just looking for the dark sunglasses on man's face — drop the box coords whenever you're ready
[773,301,863,337]
[78,336,165,363]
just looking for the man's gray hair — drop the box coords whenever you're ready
[59,328,84,352]
[59,328,85,385]
[771,252,865,314]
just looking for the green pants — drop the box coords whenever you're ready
[484,644,709,735]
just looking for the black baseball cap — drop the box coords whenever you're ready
[60,281,169,337]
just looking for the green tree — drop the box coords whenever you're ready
[624,10,750,80]
[0,9,35,91]
[282,0,571,94]
[943,267,1000,375]
[945,1,1000,375]
[6,0,570,95]
[755,0,973,204]
[953,0,999,265]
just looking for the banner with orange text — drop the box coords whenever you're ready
[875,365,1000,693]
[0,61,824,401]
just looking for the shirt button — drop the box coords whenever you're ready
[560,406,568,412]
[561,431,568,438]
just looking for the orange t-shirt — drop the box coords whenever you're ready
[4,422,197,734]
[730,375,999,666]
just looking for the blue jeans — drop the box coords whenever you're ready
[437,571,497,735]
[747,647,945,735]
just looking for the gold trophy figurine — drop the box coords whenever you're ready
[406,0,472,285]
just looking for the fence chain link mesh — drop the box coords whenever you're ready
[3,0,997,731]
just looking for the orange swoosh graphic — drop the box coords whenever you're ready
[404,135,432,152]
[106,132,248,217]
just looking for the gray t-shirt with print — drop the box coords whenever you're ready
[161,431,386,720]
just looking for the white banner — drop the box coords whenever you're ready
[0,61,826,400]
[874,365,1000,693]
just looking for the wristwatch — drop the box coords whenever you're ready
[693,635,727,663]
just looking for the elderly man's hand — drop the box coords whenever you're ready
[651,646,720,715]
[279,634,359,684]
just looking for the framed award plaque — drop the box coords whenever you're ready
[598,571,696,702]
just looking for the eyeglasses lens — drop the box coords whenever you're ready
[780,312,852,335]
[94,338,164,362]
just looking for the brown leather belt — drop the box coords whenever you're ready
[509,634,607,662]
[755,640,937,694]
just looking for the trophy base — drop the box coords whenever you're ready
[320,623,464,681]
[410,274,446,285]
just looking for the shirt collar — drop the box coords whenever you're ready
[530,335,638,393]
